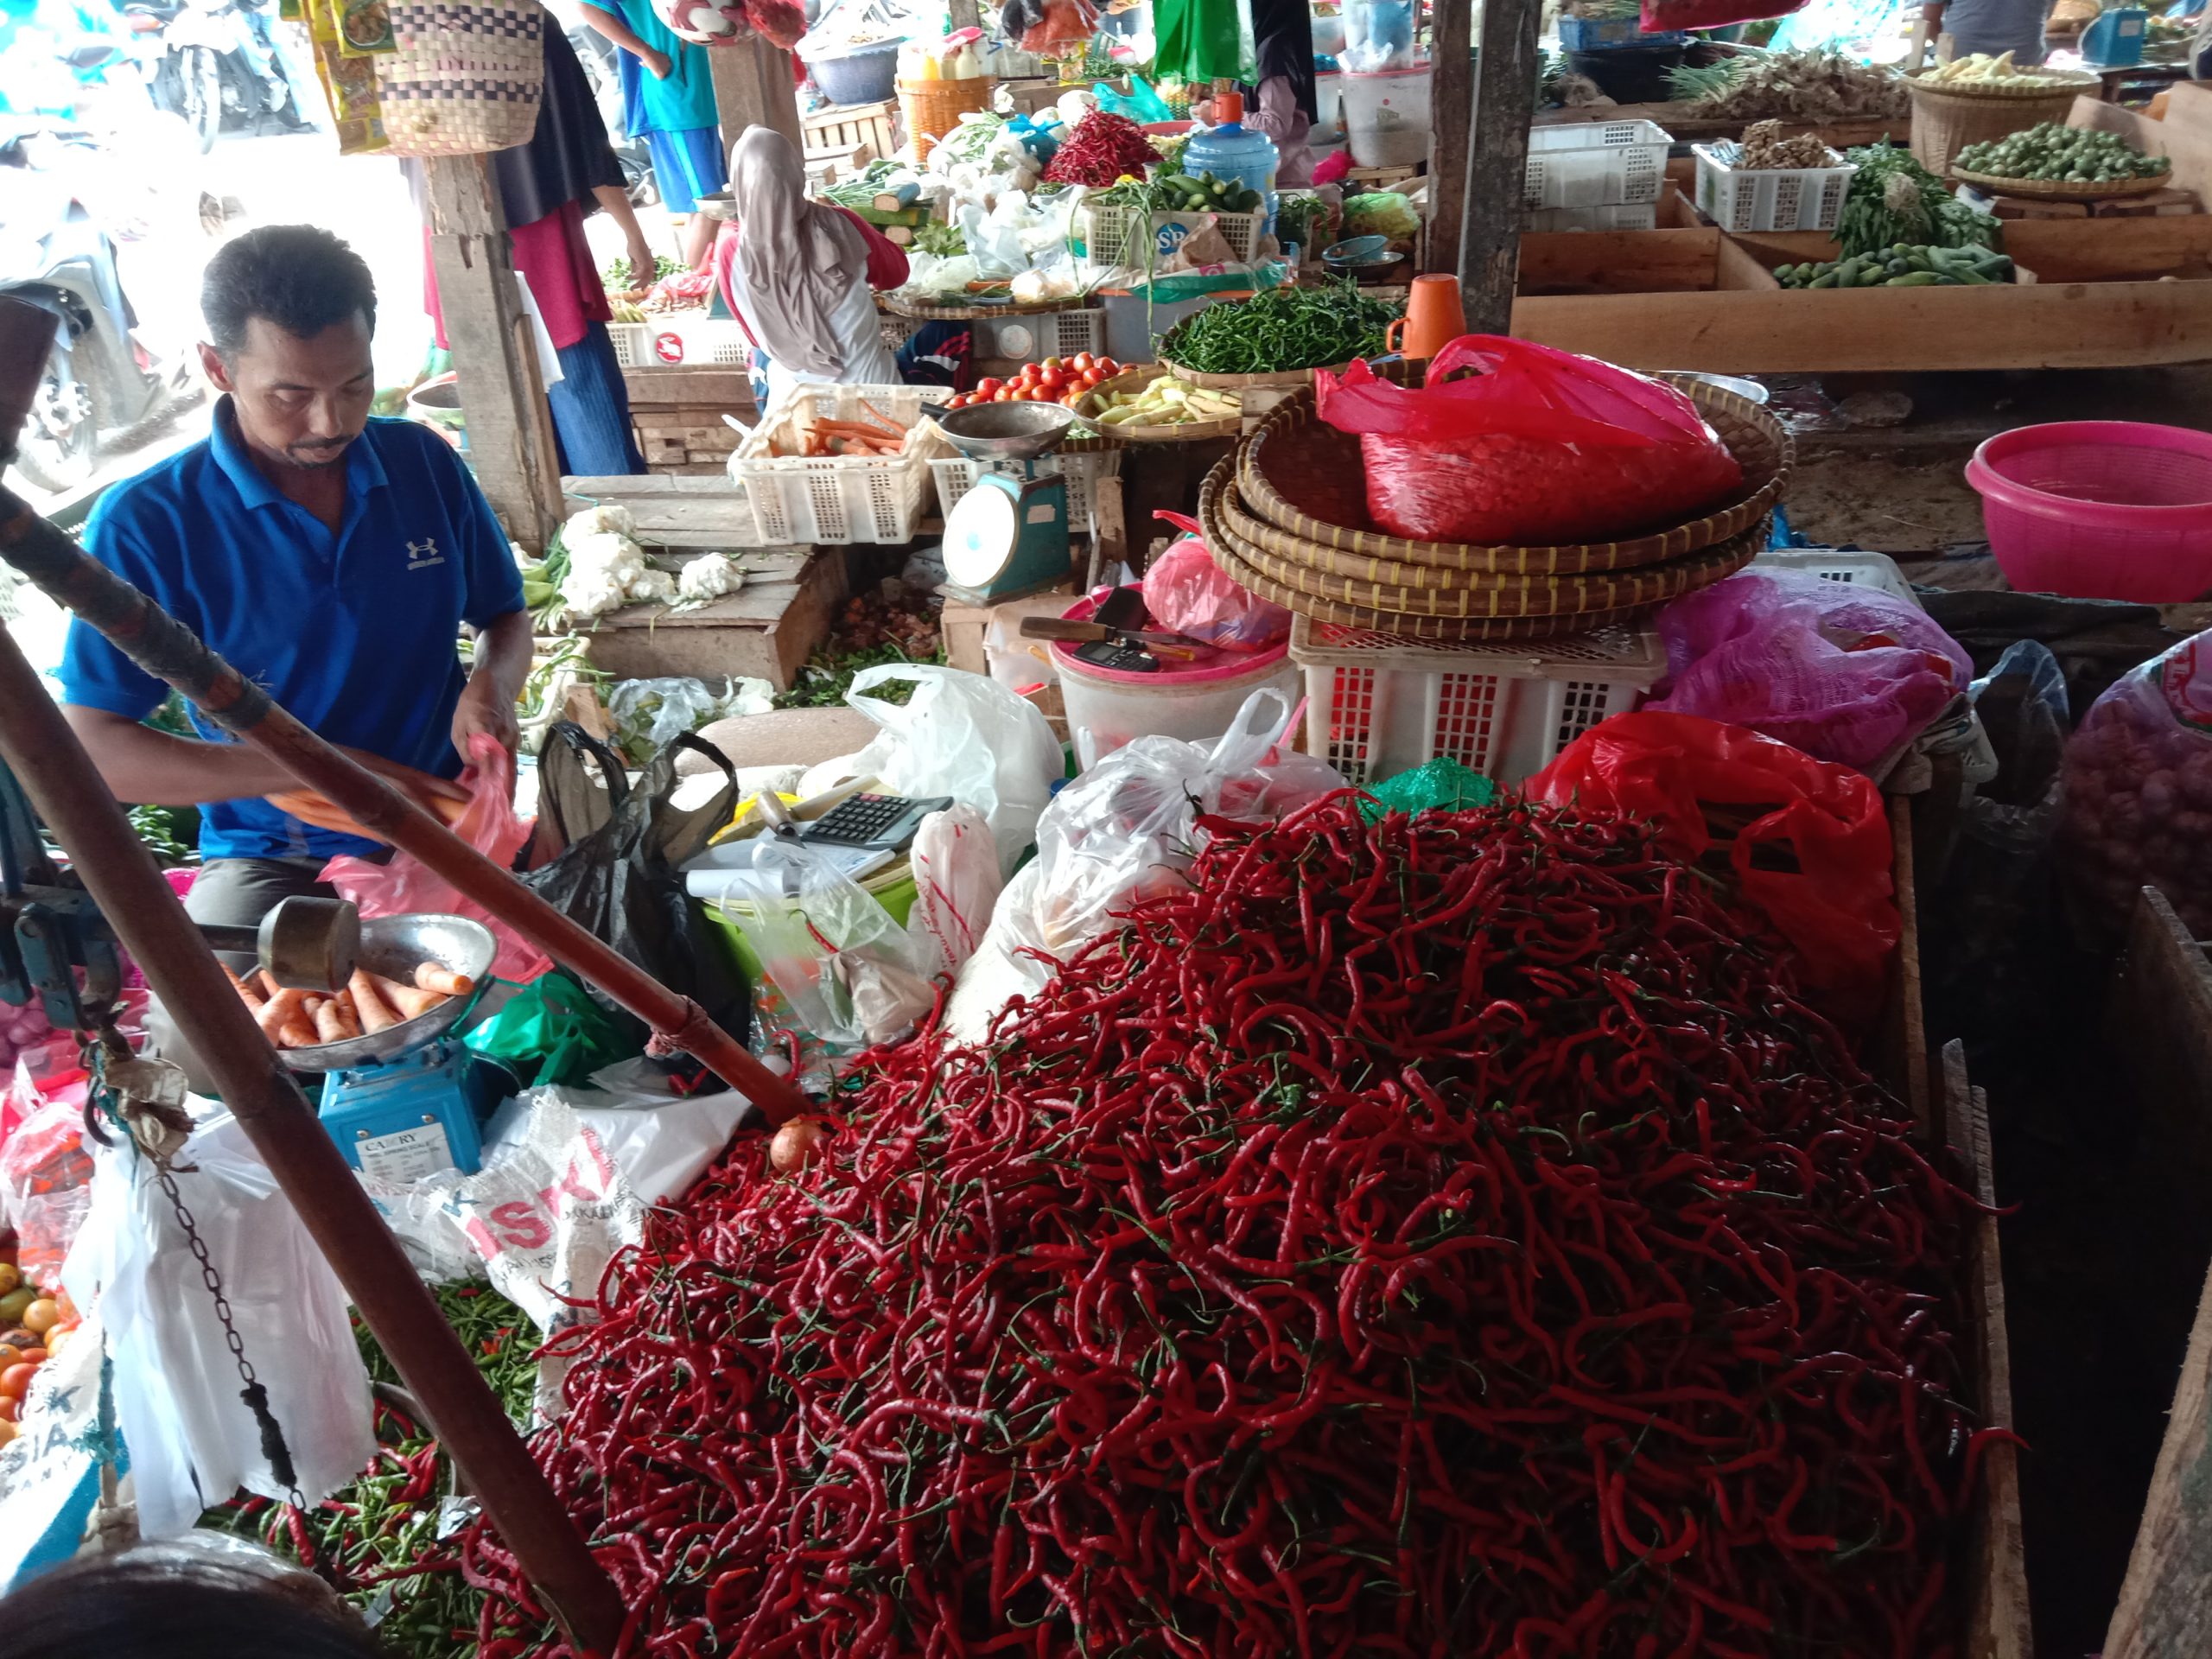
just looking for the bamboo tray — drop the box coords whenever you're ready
[1904,67,2101,100]
[1948,164,2172,200]
[1077,366,1243,445]
[1234,376,1791,575]
[1157,357,1354,391]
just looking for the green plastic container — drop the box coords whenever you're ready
[705,869,921,985]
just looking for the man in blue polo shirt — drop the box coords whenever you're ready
[59,224,532,955]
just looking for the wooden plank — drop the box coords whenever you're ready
[1534,101,1904,150]
[562,474,769,548]
[584,546,846,688]
[2104,885,2212,1659]
[424,154,563,551]
[2072,93,2212,207]
[1427,0,1471,278]
[707,36,802,156]
[1510,276,2212,372]
[1516,227,1723,295]
[1883,794,1930,1131]
[1461,0,1543,331]
[1939,1039,2032,1659]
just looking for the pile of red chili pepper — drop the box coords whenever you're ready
[1041,110,1163,188]
[457,795,1996,1658]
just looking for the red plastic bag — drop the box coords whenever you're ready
[321,735,552,983]
[1313,336,1743,545]
[1642,0,1805,32]
[1524,711,1897,1026]
[1143,512,1292,649]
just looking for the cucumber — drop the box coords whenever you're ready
[1886,271,1943,286]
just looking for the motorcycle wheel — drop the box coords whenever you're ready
[10,340,99,496]
[181,46,222,153]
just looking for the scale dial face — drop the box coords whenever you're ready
[944,477,1022,587]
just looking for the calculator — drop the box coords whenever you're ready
[798,792,956,853]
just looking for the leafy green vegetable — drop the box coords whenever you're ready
[915,219,967,256]
[1835,141,1999,257]
[1159,280,1401,375]
[601,252,683,291]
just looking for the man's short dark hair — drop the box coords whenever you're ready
[201,225,378,356]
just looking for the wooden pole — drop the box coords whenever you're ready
[1426,0,1472,277]
[947,0,981,34]
[1460,0,1543,334]
[708,36,803,153]
[423,155,563,552]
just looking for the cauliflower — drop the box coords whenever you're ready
[627,566,677,603]
[563,503,637,540]
[677,553,747,601]
[558,567,628,620]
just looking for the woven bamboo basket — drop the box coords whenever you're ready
[375,0,543,156]
[1948,163,2171,200]
[900,75,995,162]
[1160,359,1355,391]
[1078,366,1243,444]
[1198,460,1764,635]
[1904,70,2100,176]
[1235,376,1792,576]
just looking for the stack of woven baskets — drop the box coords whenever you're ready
[1197,374,1795,643]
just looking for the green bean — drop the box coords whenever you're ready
[1159,279,1404,375]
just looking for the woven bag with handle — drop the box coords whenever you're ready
[375,0,544,157]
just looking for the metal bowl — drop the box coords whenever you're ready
[279,913,498,1073]
[937,400,1077,461]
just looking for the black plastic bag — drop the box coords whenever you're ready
[522,721,752,1082]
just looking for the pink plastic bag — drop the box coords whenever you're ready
[1143,512,1291,649]
[1649,570,1972,773]
[1314,336,1743,545]
[321,736,551,982]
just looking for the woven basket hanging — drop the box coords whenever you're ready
[376,0,544,158]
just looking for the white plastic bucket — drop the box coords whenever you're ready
[1053,593,1301,768]
[1341,65,1433,168]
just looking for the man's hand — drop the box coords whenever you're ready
[641,45,673,78]
[452,673,522,766]
[626,230,659,291]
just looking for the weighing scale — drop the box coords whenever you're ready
[937,402,1078,606]
[280,912,501,1183]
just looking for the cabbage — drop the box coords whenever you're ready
[1342,192,1421,243]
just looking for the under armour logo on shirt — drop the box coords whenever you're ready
[405,537,446,570]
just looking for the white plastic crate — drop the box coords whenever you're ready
[1523,202,1659,232]
[1290,616,1668,786]
[1749,547,1920,607]
[1522,120,1672,210]
[1693,142,1856,233]
[734,384,951,545]
[1076,203,1265,266]
[928,449,1121,537]
[608,316,755,368]
[972,308,1107,363]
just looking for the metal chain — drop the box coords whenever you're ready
[84,1022,310,1513]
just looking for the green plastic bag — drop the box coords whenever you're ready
[464,970,638,1088]
[1360,758,1498,822]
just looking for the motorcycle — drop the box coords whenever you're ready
[125,0,306,153]
[0,99,193,494]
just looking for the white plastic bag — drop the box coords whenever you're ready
[949,690,1343,1038]
[909,804,1004,977]
[718,837,937,1047]
[63,1114,375,1539]
[841,664,1063,877]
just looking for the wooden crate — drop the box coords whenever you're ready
[623,364,754,478]
[802,98,898,166]
[1510,217,2212,372]
[1535,99,1908,153]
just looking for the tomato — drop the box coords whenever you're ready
[1040,356,1064,371]
[1070,353,1094,372]
[993,388,1015,401]
[0,1364,33,1400]
[42,1327,68,1357]
[0,1407,16,1433]
[976,378,1003,397]
[15,1350,44,1367]
[1096,357,1120,377]
[1038,370,1064,392]
[1063,391,1086,407]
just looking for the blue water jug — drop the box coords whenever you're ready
[1180,92,1281,233]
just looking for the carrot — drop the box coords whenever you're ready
[224,964,264,1013]
[858,400,906,435]
[277,1018,317,1049]
[349,969,398,1034]
[414,963,475,997]
[313,999,350,1046]
[254,987,308,1041]
[258,970,282,999]
[372,974,443,1020]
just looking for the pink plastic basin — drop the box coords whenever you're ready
[1966,421,2212,603]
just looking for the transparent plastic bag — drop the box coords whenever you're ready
[909,804,1004,978]
[841,664,1065,878]
[1001,689,1344,977]
[1143,512,1292,649]
[1315,336,1744,545]
[1649,569,1973,773]
[2059,626,2212,946]
[718,838,935,1048]
[0,1070,94,1286]
[322,734,550,982]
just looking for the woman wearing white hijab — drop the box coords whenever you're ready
[701,127,908,407]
